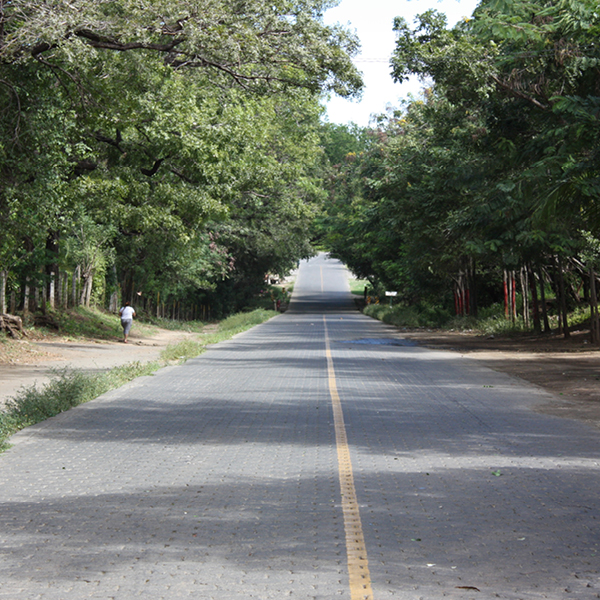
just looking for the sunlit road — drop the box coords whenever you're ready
[1,253,599,599]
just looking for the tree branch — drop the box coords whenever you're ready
[141,158,165,177]
[0,78,21,141]
[170,167,193,183]
[74,28,185,53]
[94,130,125,153]
[490,73,549,110]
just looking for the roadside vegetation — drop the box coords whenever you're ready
[0,0,362,323]
[160,308,277,362]
[317,0,600,346]
[363,295,596,338]
[0,308,277,452]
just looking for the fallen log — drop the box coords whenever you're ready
[0,313,27,338]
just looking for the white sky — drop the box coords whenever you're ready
[323,0,481,126]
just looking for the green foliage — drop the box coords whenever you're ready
[364,302,451,328]
[0,0,363,318]
[320,0,600,340]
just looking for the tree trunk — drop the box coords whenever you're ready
[503,269,509,319]
[469,259,478,318]
[72,266,80,308]
[557,256,570,339]
[46,231,60,309]
[590,266,600,346]
[0,270,6,315]
[520,266,529,328]
[41,279,47,315]
[23,281,30,315]
[61,271,69,308]
[505,270,517,323]
[537,266,551,333]
[528,264,541,334]
[80,270,93,307]
[48,272,55,310]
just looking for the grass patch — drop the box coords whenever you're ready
[364,302,451,328]
[0,361,160,452]
[139,316,206,333]
[348,278,370,295]
[364,302,531,334]
[160,338,206,362]
[27,306,156,340]
[161,308,277,362]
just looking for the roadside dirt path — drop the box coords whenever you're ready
[0,327,196,407]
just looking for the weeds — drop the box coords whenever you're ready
[161,338,206,362]
[0,362,160,452]
[139,316,206,333]
[364,302,539,336]
[364,303,451,328]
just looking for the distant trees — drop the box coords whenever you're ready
[0,0,362,317]
[321,0,600,343]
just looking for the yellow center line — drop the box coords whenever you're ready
[323,316,374,600]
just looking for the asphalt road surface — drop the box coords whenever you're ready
[1,254,599,599]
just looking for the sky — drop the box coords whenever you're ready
[323,0,481,126]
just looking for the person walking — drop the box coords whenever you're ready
[119,301,136,343]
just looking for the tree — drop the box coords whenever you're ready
[321,0,600,341]
[0,0,364,316]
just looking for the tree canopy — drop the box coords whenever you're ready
[320,0,600,341]
[0,0,362,317]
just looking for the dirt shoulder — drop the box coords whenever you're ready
[0,326,197,408]
[401,328,600,428]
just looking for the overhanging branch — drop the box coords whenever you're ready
[490,73,549,110]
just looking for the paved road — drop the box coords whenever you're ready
[1,254,599,599]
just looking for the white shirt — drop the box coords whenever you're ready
[120,306,135,319]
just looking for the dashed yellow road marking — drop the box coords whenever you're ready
[323,316,374,600]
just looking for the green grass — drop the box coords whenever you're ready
[364,302,451,328]
[364,301,533,334]
[348,278,370,295]
[139,315,206,333]
[161,308,277,362]
[363,300,592,337]
[29,306,156,340]
[0,362,160,452]
[0,308,278,452]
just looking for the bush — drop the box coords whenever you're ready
[364,302,450,328]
